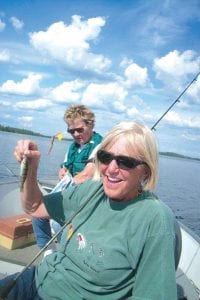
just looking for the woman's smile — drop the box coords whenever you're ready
[100,137,147,201]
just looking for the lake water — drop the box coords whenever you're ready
[0,131,199,237]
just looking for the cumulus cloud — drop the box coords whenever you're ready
[186,74,200,104]
[15,98,53,110]
[126,106,140,116]
[50,79,85,103]
[153,50,200,105]
[126,104,153,123]
[0,18,6,31]
[29,15,111,74]
[18,116,33,122]
[0,50,10,62]
[124,62,149,88]
[10,16,24,30]
[165,111,200,128]
[0,73,43,95]
[18,116,33,128]
[82,82,127,111]
[153,50,200,82]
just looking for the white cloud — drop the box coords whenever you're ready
[0,73,43,95]
[18,116,33,128]
[124,63,149,87]
[0,18,6,31]
[82,82,127,110]
[29,15,111,73]
[0,49,10,62]
[126,105,153,123]
[127,106,140,116]
[50,79,85,103]
[153,50,200,81]
[165,111,200,128]
[186,74,200,104]
[15,98,53,110]
[10,16,24,30]
[18,116,33,122]
[113,101,127,112]
[120,57,133,68]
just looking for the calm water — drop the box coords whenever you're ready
[0,131,200,237]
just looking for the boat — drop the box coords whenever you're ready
[0,179,200,300]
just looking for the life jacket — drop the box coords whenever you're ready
[63,132,102,176]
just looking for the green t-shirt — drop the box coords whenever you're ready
[36,180,177,300]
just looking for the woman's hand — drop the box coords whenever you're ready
[58,167,68,180]
[13,139,49,218]
[14,139,41,168]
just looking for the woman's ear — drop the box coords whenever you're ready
[143,166,151,181]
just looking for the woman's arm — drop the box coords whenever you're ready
[14,139,49,218]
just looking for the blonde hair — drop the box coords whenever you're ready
[93,122,159,190]
[64,105,95,126]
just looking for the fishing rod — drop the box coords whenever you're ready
[151,71,200,130]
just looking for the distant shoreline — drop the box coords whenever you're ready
[0,124,199,161]
[159,152,200,162]
[0,124,73,142]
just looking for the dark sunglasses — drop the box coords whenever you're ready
[97,150,147,170]
[67,127,85,135]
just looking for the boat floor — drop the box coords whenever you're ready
[0,242,199,300]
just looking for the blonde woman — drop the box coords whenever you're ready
[1,122,177,299]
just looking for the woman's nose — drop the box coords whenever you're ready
[106,159,119,171]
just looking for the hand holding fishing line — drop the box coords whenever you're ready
[14,140,41,162]
[14,140,41,191]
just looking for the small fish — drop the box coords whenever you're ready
[20,157,28,191]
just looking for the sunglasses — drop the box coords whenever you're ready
[67,127,85,135]
[97,150,147,170]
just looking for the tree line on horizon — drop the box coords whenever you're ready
[0,124,199,161]
[0,124,73,141]
[0,124,46,137]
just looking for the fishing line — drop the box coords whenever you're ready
[0,162,19,179]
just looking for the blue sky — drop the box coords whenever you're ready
[0,0,200,158]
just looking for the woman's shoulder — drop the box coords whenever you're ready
[138,191,175,227]
[141,191,172,211]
